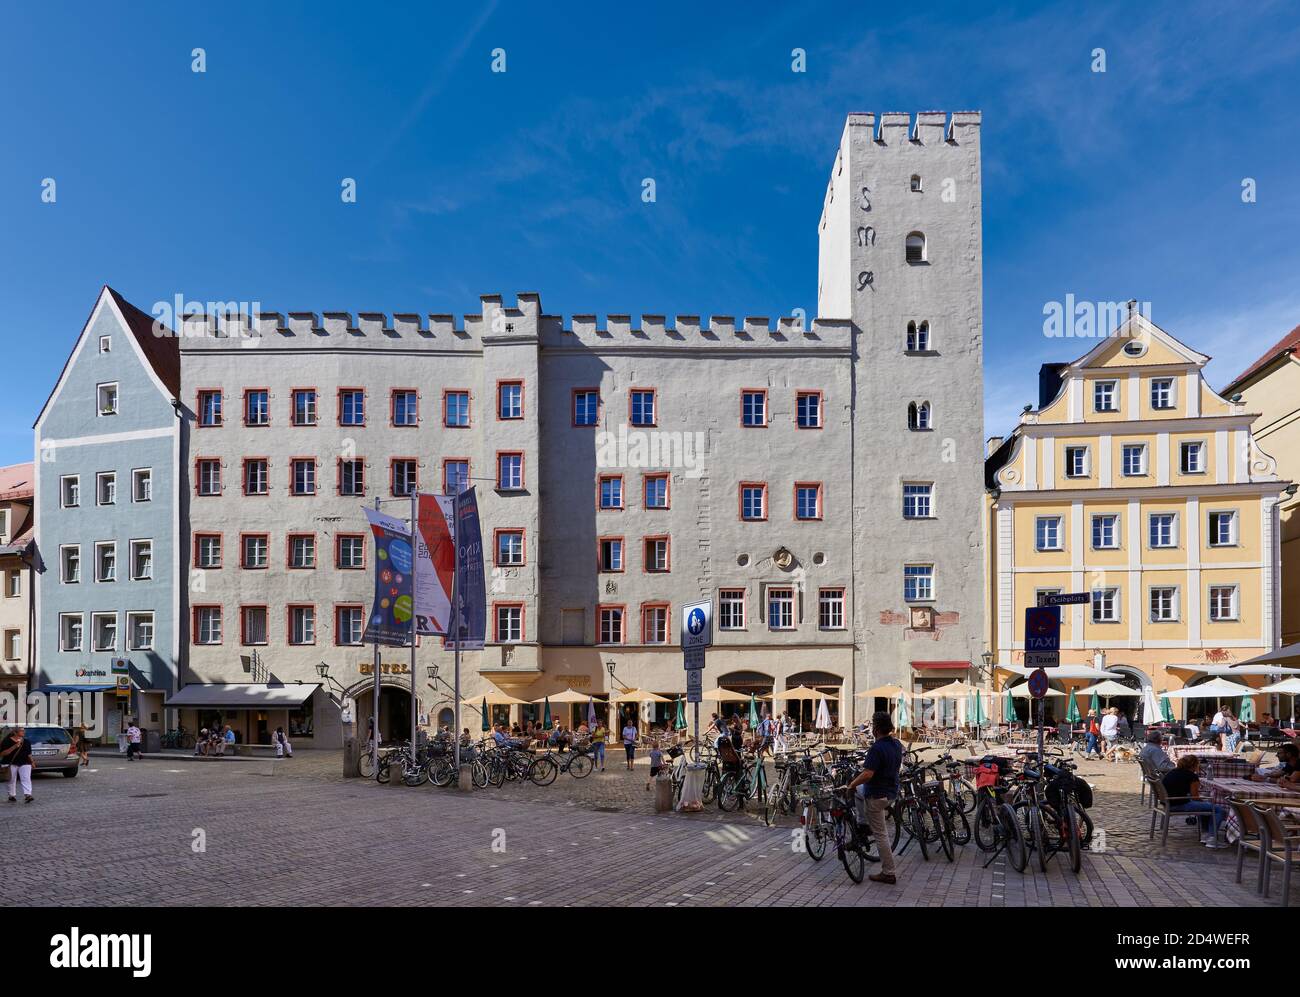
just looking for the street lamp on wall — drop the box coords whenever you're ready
[980,650,994,677]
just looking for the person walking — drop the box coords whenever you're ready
[845,712,903,885]
[621,716,638,771]
[2,724,34,803]
[125,720,142,761]
[591,718,607,771]
[74,724,92,767]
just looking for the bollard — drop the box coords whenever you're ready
[458,764,474,791]
[654,770,674,812]
[343,737,359,779]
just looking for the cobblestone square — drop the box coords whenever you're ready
[0,748,1275,907]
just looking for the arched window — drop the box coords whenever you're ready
[910,174,923,192]
[908,401,932,430]
[905,231,927,264]
[907,320,930,352]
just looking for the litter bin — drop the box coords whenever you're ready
[145,729,161,754]
[653,770,674,812]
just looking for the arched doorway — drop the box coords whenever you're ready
[349,681,414,744]
[1104,666,1148,723]
[785,670,843,728]
[715,671,774,720]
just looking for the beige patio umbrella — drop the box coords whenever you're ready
[610,688,671,703]
[699,687,751,702]
[1007,683,1065,697]
[461,689,529,706]
[856,684,913,699]
[769,685,838,701]
[530,688,601,704]
[1075,680,1140,702]
[925,680,972,698]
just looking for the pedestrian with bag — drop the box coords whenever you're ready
[845,712,903,885]
[1,724,34,803]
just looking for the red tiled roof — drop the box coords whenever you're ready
[107,286,180,396]
[0,462,33,500]
[1225,322,1300,393]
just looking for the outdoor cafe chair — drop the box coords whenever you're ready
[1252,803,1300,906]
[1148,780,1200,847]
[1227,799,1268,895]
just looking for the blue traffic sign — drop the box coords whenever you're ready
[1024,606,1060,652]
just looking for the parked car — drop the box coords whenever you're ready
[0,724,79,777]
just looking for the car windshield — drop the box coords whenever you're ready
[20,728,72,745]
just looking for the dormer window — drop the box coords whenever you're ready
[97,382,118,416]
[905,232,927,264]
[1123,339,1147,358]
[910,174,923,192]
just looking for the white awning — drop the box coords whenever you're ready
[1170,664,1300,677]
[165,683,320,709]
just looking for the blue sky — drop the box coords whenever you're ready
[2,0,1299,465]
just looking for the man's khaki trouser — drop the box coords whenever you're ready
[865,797,897,876]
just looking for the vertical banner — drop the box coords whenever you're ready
[362,507,414,646]
[414,494,455,635]
[447,487,486,650]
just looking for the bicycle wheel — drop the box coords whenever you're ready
[803,803,827,861]
[907,804,930,861]
[974,795,998,852]
[429,757,454,787]
[568,754,593,779]
[1031,806,1049,873]
[403,760,428,787]
[952,778,977,814]
[947,799,972,847]
[488,759,506,788]
[471,758,488,788]
[718,773,743,811]
[358,751,375,779]
[509,753,532,781]
[1063,802,1082,874]
[529,755,559,786]
[999,803,1027,872]
[837,818,865,883]
[698,767,712,804]
[1076,803,1094,848]
[376,760,391,785]
[934,806,955,862]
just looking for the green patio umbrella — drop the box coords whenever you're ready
[674,695,687,731]
[895,693,910,729]
[972,689,986,726]
[1239,693,1256,723]
[1160,694,1174,722]
[748,693,759,727]
[543,697,552,730]
[480,697,490,732]
[1089,691,1101,715]
[1003,685,1016,724]
[1066,689,1081,724]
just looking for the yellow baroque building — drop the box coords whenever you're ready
[985,310,1292,714]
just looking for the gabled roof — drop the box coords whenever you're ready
[33,286,179,430]
[1222,322,1300,395]
[1064,310,1209,371]
[107,287,180,396]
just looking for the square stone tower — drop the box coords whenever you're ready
[818,111,985,694]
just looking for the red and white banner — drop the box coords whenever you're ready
[414,494,455,636]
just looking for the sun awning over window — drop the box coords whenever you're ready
[165,683,319,709]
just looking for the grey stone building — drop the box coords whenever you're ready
[163,111,984,746]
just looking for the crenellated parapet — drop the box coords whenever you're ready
[176,293,852,354]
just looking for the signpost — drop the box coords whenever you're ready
[679,600,712,812]
[1024,606,1063,760]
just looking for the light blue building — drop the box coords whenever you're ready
[33,286,181,736]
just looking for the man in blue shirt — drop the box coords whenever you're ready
[756,713,774,757]
[846,712,903,885]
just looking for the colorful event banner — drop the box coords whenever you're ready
[447,488,486,650]
[414,494,455,636]
[362,507,415,646]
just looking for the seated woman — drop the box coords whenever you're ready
[1161,755,1228,848]
[1221,710,1243,753]
[1256,742,1300,784]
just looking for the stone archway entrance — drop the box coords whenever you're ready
[346,678,416,745]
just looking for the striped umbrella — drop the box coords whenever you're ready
[1066,689,1081,724]
[543,697,552,730]
[587,697,597,728]
[674,695,687,731]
